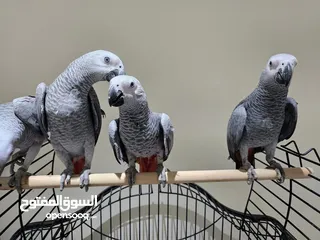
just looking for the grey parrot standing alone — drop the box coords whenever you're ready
[0,84,47,193]
[108,75,174,187]
[35,50,125,191]
[227,53,298,184]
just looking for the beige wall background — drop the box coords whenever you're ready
[0,1,319,239]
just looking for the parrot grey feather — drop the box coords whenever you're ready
[108,118,128,164]
[227,103,247,160]
[278,97,298,142]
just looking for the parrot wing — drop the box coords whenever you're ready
[108,118,128,164]
[88,87,103,145]
[13,96,39,132]
[35,82,48,137]
[159,113,174,161]
[278,97,298,142]
[227,101,247,165]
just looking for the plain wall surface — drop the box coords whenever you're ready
[0,1,319,239]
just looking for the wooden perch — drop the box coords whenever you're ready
[0,167,313,190]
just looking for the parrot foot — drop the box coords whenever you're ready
[8,167,31,194]
[247,166,257,185]
[266,160,285,183]
[156,164,167,188]
[125,166,138,188]
[60,168,73,191]
[240,164,257,185]
[80,168,91,192]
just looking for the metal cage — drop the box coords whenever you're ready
[0,140,319,240]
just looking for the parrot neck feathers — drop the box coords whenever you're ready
[119,100,151,121]
[54,67,97,94]
[256,84,288,98]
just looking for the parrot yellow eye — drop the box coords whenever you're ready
[104,57,110,64]
[130,82,134,88]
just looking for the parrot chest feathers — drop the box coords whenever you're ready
[51,101,85,117]
[244,118,284,147]
[120,124,160,157]
[246,97,286,132]
[46,88,87,116]
[243,102,286,147]
[118,110,162,157]
[259,118,274,129]
[121,132,160,156]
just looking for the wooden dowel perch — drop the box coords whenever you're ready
[0,167,313,190]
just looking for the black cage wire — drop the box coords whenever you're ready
[0,140,319,240]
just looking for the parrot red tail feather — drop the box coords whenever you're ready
[136,155,158,172]
[72,157,85,174]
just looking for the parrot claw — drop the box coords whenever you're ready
[60,168,73,191]
[266,160,285,184]
[79,169,91,192]
[247,166,257,185]
[8,167,31,194]
[125,166,138,188]
[156,164,167,188]
[240,164,257,185]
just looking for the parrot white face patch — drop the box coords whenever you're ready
[261,53,297,88]
[108,75,146,106]
[84,50,125,82]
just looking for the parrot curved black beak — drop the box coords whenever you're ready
[104,69,120,82]
[109,89,124,107]
[276,63,293,87]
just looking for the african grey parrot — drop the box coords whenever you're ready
[108,75,174,187]
[0,85,47,193]
[35,50,124,191]
[227,53,298,184]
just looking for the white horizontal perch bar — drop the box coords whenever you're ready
[0,167,313,190]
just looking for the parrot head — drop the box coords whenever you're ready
[79,50,125,82]
[108,75,146,107]
[260,53,298,89]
